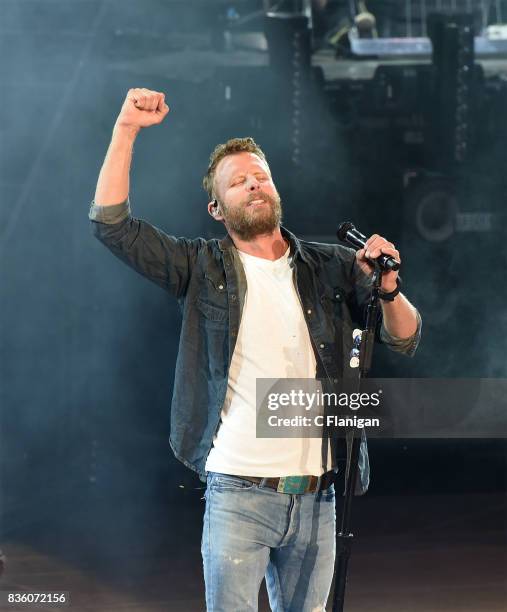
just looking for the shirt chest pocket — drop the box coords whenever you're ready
[320,284,345,321]
[196,273,228,323]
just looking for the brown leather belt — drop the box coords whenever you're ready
[237,471,336,494]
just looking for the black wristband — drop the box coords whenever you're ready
[378,276,402,302]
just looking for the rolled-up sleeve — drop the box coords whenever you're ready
[380,309,422,357]
[89,198,204,298]
[89,198,131,224]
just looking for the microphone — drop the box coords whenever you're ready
[337,222,400,272]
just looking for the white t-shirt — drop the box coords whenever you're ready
[205,245,333,477]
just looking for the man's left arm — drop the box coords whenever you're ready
[355,233,421,357]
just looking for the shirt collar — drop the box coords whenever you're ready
[218,225,308,264]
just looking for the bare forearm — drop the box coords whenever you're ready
[94,123,140,205]
[93,88,168,205]
[381,293,418,339]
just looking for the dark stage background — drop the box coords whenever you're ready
[0,1,506,610]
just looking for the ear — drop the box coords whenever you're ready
[207,199,224,222]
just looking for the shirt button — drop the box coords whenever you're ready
[231,294,237,301]
[307,308,312,315]
[335,293,342,301]
[218,284,224,290]
[319,343,325,349]
[333,378,338,384]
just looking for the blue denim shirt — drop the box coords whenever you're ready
[89,199,421,494]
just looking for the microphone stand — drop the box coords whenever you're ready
[331,261,382,612]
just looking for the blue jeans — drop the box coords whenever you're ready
[201,472,336,611]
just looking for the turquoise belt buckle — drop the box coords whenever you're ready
[277,475,311,494]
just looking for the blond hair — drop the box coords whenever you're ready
[202,137,268,199]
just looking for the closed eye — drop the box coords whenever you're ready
[230,173,269,187]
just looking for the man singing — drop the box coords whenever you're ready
[89,88,421,611]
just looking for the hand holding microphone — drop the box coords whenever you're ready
[337,222,401,293]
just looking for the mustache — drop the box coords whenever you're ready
[245,192,276,205]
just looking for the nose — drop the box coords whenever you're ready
[246,175,261,191]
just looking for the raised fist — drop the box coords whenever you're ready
[116,88,169,130]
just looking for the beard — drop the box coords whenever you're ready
[218,190,283,241]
